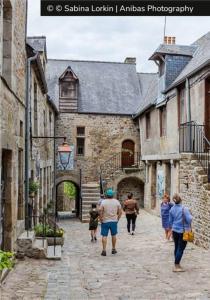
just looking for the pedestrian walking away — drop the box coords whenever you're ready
[97,193,105,208]
[123,193,139,235]
[160,193,173,240]
[169,193,193,272]
[99,188,122,256]
[89,203,99,242]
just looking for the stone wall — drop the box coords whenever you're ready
[55,113,140,183]
[179,154,210,249]
[117,177,144,207]
[30,63,55,216]
[0,0,27,251]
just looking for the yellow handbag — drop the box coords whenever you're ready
[183,230,194,242]
[182,207,194,243]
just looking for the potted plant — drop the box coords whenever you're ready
[34,223,65,246]
[0,250,15,282]
[29,180,39,197]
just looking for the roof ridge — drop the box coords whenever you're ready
[48,58,135,65]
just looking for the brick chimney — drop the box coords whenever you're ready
[164,36,176,45]
[124,57,136,64]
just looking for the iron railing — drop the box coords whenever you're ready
[180,121,210,181]
[79,168,83,221]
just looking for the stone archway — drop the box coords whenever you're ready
[117,176,144,207]
[56,172,80,218]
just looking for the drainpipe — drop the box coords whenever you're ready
[186,77,191,122]
[186,77,192,151]
[25,53,38,233]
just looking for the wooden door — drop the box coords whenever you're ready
[121,140,135,168]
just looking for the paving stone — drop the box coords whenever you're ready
[1,211,210,299]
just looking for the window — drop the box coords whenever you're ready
[20,121,23,137]
[76,127,85,156]
[145,112,151,139]
[160,106,167,137]
[2,0,12,85]
[159,61,165,77]
[34,82,38,136]
[77,126,85,136]
[179,88,187,124]
[49,111,52,135]
[59,68,78,112]
[17,149,23,220]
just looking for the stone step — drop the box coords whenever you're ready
[82,197,100,201]
[82,190,100,195]
[82,184,99,188]
[82,193,100,197]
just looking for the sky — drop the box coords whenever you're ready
[27,1,210,73]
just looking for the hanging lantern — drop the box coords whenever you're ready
[58,138,72,170]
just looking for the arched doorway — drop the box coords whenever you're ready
[117,177,144,207]
[121,140,135,168]
[56,181,80,218]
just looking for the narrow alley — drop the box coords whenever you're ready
[1,211,210,300]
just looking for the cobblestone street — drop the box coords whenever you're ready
[1,210,210,300]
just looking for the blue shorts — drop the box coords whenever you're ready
[101,222,118,237]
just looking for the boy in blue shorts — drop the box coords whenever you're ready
[99,188,122,256]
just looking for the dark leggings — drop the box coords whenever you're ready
[172,231,187,265]
[126,213,137,232]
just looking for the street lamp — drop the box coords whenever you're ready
[58,138,72,170]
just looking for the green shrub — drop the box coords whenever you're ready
[34,223,64,237]
[0,250,15,271]
[29,181,39,194]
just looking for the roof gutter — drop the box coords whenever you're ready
[132,103,155,120]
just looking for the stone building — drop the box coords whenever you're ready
[134,33,210,248]
[26,37,57,221]
[46,58,146,220]
[0,0,27,250]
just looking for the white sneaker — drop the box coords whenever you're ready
[131,231,135,235]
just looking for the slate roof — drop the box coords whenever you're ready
[27,36,47,55]
[149,44,197,60]
[46,59,141,115]
[133,73,158,117]
[167,32,210,90]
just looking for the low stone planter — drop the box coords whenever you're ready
[46,237,64,246]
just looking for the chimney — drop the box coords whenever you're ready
[124,57,136,64]
[164,36,176,45]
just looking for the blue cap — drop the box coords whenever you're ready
[105,188,115,197]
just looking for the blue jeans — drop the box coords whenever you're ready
[172,231,187,265]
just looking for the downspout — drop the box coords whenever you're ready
[186,77,191,122]
[186,77,192,151]
[25,53,38,232]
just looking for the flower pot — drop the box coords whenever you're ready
[46,236,64,246]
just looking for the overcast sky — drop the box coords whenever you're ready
[27,1,210,73]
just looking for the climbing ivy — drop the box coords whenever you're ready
[64,182,76,200]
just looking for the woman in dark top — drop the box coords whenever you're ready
[89,203,99,242]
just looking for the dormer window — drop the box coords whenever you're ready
[159,61,165,77]
[59,67,78,112]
